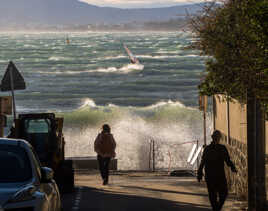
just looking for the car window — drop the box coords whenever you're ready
[30,147,42,179]
[0,145,32,183]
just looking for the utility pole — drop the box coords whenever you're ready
[9,65,16,121]
[199,95,207,145]
[247,95,266,210]
[203,106,207,145]
[255,99,266,210]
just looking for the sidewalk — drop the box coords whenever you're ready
[62,170,247,211]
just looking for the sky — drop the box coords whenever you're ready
[79,0,206,8]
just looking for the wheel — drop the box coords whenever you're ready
[54,160,74,193]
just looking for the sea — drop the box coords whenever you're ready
[0,31,213,170]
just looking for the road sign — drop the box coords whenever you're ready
[1,61,26,91]
[199,95,207,112]
[0,96,12,115]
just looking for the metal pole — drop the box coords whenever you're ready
[227,97,230,144]
[152,139,155,172]
[247,94,257,210]
[196,140,199,171]
[212,96,215,131]
[9,65,16,121]
[149,140,152,171]
[203,95,207,146]
[203,110,206,145]
[255,100,266,210]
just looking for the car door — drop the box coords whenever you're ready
[30,147,61,211]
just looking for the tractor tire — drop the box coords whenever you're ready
[55,160,74,194]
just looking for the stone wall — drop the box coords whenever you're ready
[221,133,248,199]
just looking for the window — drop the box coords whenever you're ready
[0,145,32,182]
[24,119,51,133]
[30,147,42,180]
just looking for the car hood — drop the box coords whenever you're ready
[0,185,24,206]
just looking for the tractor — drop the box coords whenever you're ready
[10,113,74,193]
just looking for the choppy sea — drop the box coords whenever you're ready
[0,31,212,170]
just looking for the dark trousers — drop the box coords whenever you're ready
[206,181,228,211]
[97,155,111,181]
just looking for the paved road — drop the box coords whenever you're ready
[62,171,247,211]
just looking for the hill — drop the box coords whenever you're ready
[0,0,203,28]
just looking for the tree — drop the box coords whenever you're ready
[190,0,267,112]
[190,1,268,209]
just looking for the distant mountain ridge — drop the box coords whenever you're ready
[0,0,203,26]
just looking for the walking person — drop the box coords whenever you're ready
[94,124,116,185]
[197,130,237,211]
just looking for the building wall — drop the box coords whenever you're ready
[214,95,228,135]
[213,95,267,199]
[228,99,247,144]
[213,95,247,144]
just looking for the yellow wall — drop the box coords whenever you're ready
[214,95,228,135]
[214,95,267,152]
[228,98,247,144]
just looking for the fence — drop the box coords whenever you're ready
[148,139,203,175]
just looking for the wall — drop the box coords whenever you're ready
[213,95,268,199]
[213,95,247,143]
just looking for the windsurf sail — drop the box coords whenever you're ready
[123,44,139,64]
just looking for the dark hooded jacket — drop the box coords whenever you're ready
[198,142,236,184]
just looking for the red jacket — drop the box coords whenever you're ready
[94,132,116,158]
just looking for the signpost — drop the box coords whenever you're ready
[199,95,207,145]
[0,97,12,137]
[0,96,12,115]
[1,61,26,121]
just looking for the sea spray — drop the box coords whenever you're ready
[61,101,213,170]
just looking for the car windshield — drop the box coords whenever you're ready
[0,145,32,183]
[24,119,51,133]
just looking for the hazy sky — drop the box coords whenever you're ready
[79,0,205,8]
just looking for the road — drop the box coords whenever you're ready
[62,171,247,211]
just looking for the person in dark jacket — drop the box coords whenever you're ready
[94,124,116,185]
[197,130,237,211]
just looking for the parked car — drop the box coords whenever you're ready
[0,138,61,211]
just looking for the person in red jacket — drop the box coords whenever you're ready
[94,124,116,185]
[197,130,237,211]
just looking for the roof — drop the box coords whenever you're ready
[0,138,31,148]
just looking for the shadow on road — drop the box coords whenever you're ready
[120,185,209,197]
[62,186,211,211]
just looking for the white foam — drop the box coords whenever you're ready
[48,56,66,61]
[146,100,186,109]
[97,55,127,60]
[64,111,212,170]
[23,44,36,48]
[36,63,144,75]
[137,54,198,59]
[79,98,96,108]
[93,63,144,73]
[119,63,144,71]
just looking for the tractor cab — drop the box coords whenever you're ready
[11,113,73,193]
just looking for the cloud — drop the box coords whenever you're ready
[79,0,205,8]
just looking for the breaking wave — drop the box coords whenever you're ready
[60,99,212,170]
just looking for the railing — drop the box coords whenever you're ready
[148,139,202,174]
